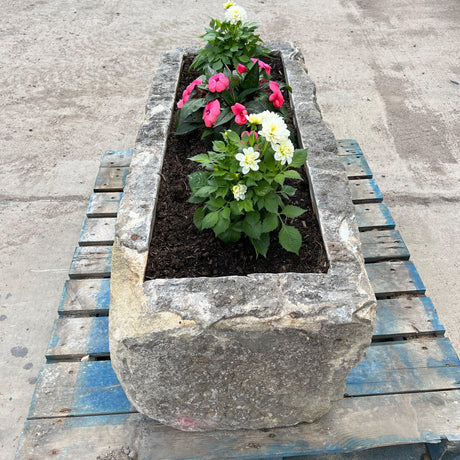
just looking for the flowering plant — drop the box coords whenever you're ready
[176,59,290,137]
[188,111,308,257]
[190,2,269,73]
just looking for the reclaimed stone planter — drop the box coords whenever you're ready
[109,42,377,432]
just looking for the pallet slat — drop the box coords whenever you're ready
[339,154,373,179]
[93,166,130,192]
[355,203,395,231]
[87,192,123,218]
[373,297,445,339]
[360,229,410,263]
[58,279,111,316]
[46,316,109,360]
[78,217,116,246]
[337,139,364,156]
[365,261,426,298]
[349,178,383,204]
[69,246,112,279]
[99,149,133,168]
[19,391,460,460]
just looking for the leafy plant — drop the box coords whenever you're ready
[176,60,291,138]
[190,3,269,73]
[188,112,308,257]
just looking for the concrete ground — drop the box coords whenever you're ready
[0,0,458,457]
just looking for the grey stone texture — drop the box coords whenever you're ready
[109,43,377,431]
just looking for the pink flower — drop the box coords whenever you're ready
[177,99,184,109]
[237,64,248,74]
[241,130,258,139]
[186,78,203,94]
[202,100,221,127]
[250,58,271,75]
[269,81,284,108]
[231,103,248,125]
[208,73,229,93]
[177,90,190,109]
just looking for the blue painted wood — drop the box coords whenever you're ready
[373,297,445,339]
[339,154,373,179]
[58,278,111,316]
[337,139,364,156]
[87,192,123,218]
[100,149,133,168]
[286,443,428,459]
[355,203,395,231]
[427,439,460,459]
[349,178,383,204]
[365,261,426,298]
[69,246,112,279]
[93,166,130,192]
[360,229,410,263]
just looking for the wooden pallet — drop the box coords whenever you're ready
[16,141,460,459]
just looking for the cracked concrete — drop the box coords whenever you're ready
[1,0,458,455]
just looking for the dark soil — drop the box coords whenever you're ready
[145,56,329,280]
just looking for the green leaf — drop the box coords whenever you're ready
[189,153,210,164]
[188,171,209,192]
[195,185,218,197]
[262,213,279,233]
[178,98,207,123]
[242,212,262,239]
[283,170,303,180]
[193,208,206,229]
[218,227,241,243]
[241,61,260,90]
[254,181,272,196]
[175,122,201,136]
[202,211,219,229]
[213,216,230,235]
[214,106,235,127]
[281,205,306,218]
[264,192,280,213]
[226,130,241,145]
[281,185,297,197]
[230,200,243,215]
[290,149,308,168]
[274,173,285,185]
[213,140,227,152]
[279,225,302,255]
[251,232,270,258]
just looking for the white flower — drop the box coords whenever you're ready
[235,147,261,174]
[274,139,295,165]
[247,113,262,125]
[259,116,290,145]
[225,5,247,24]
[232,183,247,201]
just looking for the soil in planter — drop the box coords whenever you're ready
[145,56,329,279]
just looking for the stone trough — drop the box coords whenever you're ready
[109,42,377,432]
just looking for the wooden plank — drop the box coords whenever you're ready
[374,297,446,339]
[349,178,383,204]
[46,316,109,360]
[339,154,373,179]
[93,166,129,192]
[346,337,460,396]
[337,139,364,156]
[28,361,133,419]
[58,279,110,316]
[86,192,123,218]
[288,443,430,459]
[69,246,112,279]
[365,261,426,298]
[99,149,133,168]
[18,391,460,459]
[355,203,395,231]
[78,217,116,246]
[360,229,410,263]
[33,338,460,416]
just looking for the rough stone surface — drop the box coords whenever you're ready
[109,42,377,431]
